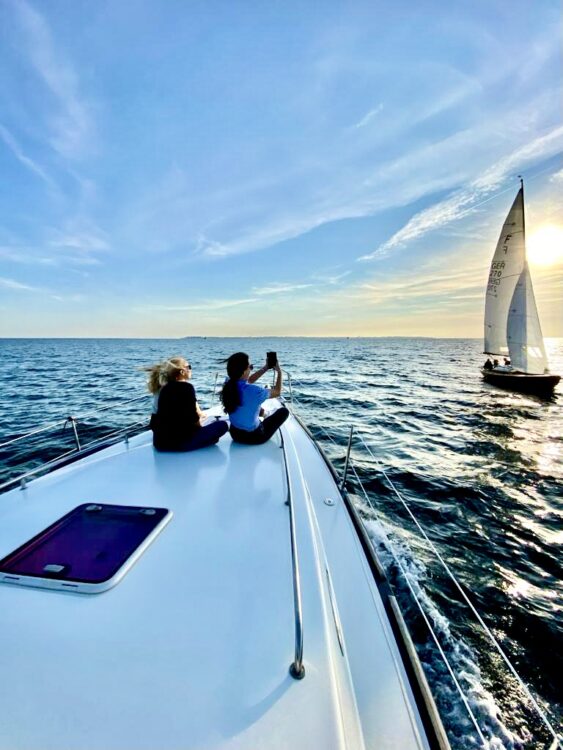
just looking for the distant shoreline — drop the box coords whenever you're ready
[1,336,562,343]
[0,335,490,341]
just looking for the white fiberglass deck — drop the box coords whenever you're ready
[0,404,429,750]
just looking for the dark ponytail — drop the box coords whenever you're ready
[221,352,250,414]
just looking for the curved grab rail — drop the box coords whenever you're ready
[279,428,305,680]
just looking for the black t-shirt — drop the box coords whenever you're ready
[152,381,199,447]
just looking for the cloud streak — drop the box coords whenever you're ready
[311,270,351,285]
[351,104,384,130]
[0,275,44,292]
[12,0,95,159]
[184,107,563,264]
[48,218,110,253]
[360,125,563,261]
[0,124,57,190]
[253,282,313,295]
[148,298,258,312]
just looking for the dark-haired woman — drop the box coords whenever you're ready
[144,357,228,451]
[221,352,289,445]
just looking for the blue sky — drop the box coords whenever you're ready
[0,0,561,337]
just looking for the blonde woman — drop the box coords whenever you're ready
[143,357,228,451]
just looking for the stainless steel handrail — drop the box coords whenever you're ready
[72,394,149,422]
[0,394,150,451]
[284,370,293,402]
[66,416,81,451]
[0,419,69,450]
[279,428,305,680]
[0,420,149,494]
[340,425,354,491]
[0,392,152,494]
[2,446,81,492]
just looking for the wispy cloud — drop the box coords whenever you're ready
[322,250,488,321]
[0,246,55,265]
[253,282,313,295]
[473,125,563,192]
[312,270,351,285]
[196,211,333,260]
[148,298,258,312]
[51,293,85,303]
[359,190,479,260]
[0,123,57,190]
[0,245,102,267]
[360,125,563,261]
[0,275,44,292]
[358,271,484,306]
[62,254,102,266]
[48,219,110,252]
[0,274,85,301]
[195,235,228,258]
[186,107,563,264]
[110,21,561,268]
[12,0,95,159]
[351,104,384,130]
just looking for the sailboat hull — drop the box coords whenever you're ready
[481,369,561,396]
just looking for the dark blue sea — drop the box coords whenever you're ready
[0,337,561,749]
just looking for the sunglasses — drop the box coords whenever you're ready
[248,364,254,371]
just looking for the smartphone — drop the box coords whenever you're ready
[267,351,278,368]
[0,503,172,594]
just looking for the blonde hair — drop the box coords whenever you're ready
[141,356,189,394]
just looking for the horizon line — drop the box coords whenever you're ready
[5,335,563,341]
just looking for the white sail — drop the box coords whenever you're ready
[507,263,548,373]
[484,188,526,355]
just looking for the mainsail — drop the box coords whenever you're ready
[484,188,526,355]
[506,263,548,374]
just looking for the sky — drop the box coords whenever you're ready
[0,0,562,338]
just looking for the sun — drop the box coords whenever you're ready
[526,224,563,267]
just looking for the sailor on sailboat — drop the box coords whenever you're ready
[482,179,561,396]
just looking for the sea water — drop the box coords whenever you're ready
[0,337,561,749]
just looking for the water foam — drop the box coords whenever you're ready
[361,510,531,750]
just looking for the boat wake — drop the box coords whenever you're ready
[362,514,537,750]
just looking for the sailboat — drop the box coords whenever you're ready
[482,179,560,396]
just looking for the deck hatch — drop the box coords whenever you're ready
[0,503,171,593]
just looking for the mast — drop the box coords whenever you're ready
[519,175,526,254]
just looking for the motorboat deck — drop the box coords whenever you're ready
[0,401,433,749]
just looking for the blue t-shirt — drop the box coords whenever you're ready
[229,380,270,431]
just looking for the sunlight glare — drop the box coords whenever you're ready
[526,224,563,267]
